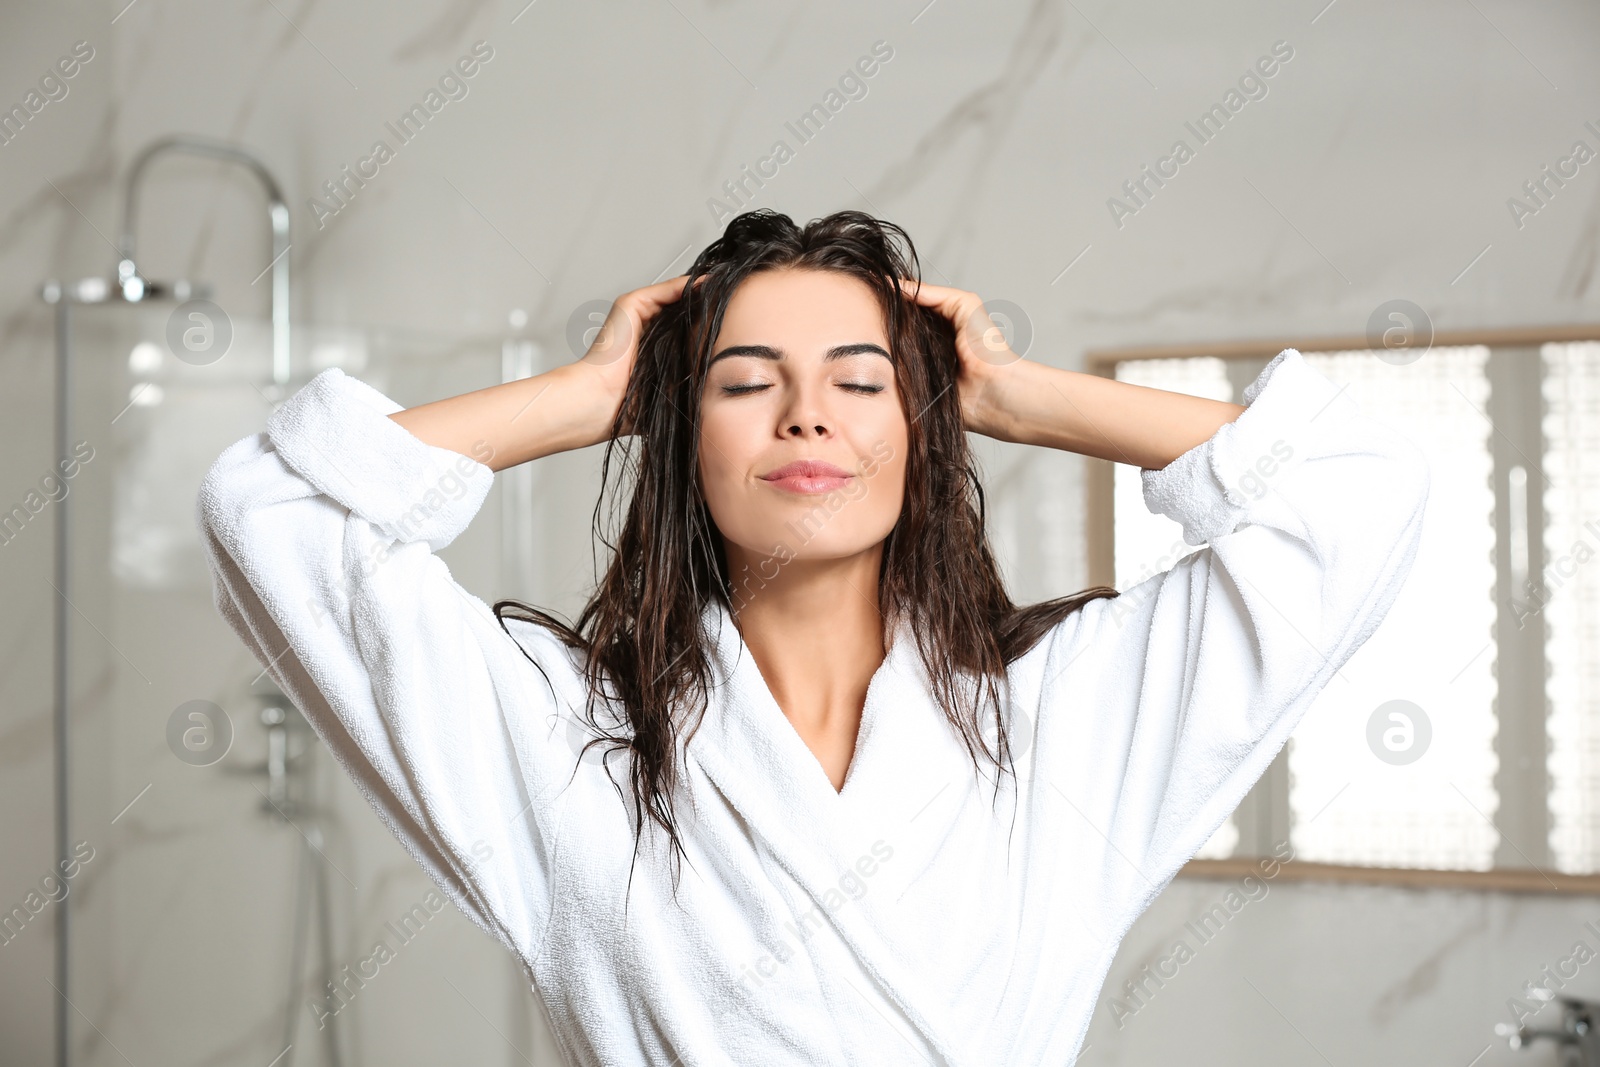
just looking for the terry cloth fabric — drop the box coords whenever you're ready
[196,347,1429,1065]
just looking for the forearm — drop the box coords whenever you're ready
[981,359,1246,471]
[387,363,615,472]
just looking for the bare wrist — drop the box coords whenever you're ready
[973,360,1026,442]
[555,362,630,448]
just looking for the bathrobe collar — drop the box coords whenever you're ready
[689,597,969,1063]
[693,595,923,804]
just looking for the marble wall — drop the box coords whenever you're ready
[1,0,1598,1063]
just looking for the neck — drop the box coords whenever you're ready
[723,545,888,736]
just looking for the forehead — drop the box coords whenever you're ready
[713,269,887,347]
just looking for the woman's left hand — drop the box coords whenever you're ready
[896,278,1019,439]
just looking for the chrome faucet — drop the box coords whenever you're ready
[223,686,315,820]
[1498,988,1600,1065]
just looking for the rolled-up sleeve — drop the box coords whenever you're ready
[196,368,587,967]
[1035,348,1430,895]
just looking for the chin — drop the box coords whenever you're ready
[762,519,892,562]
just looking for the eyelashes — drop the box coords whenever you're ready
[720,382,885,396]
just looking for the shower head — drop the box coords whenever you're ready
[112,134,291,384]
[116,135,285,293]
[40,135,292,398]
[39,275,212,305]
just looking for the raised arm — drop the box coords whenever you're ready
[971,361,1246,470]
[899,280,1428,901]
[896,277,1248,470]
[198,369,569,968]
[1028,349,1428,899]
[195,276,691,968]
[388,274,693,467]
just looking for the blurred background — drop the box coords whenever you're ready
[2,0,1598,1063]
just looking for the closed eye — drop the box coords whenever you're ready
[719,382,886,396]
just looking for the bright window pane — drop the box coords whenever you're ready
[1111,356,1230,586]
[1288,348,1498,870]
[1543,341,1600,873]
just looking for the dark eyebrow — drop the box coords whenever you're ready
[707,342,891,367]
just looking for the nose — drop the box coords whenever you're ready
[780,380,832,439]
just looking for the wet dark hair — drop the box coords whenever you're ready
[494,209,1118,897]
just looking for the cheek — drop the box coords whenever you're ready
[834,418,908,541]
[865,439,908,529]
[697,413,753,528]
[867,410,910,499]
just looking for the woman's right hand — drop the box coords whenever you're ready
[572,274,696,443]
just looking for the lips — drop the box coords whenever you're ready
[760,459,856,494]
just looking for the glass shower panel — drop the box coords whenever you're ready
[60,303,539,1066]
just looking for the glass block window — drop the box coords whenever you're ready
[1543,341,1600,873]
[1287,347,1498,870]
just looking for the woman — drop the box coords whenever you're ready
[198,210,1428,1064]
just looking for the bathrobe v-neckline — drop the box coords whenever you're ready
[696,597,912,803]
[689,598,968,1063]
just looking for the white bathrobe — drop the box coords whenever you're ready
[196,348,1429,1065]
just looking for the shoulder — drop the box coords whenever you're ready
[1004,586,1155,710]
[1008,589,1127,672]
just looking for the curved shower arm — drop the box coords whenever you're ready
[118,134,292,386]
